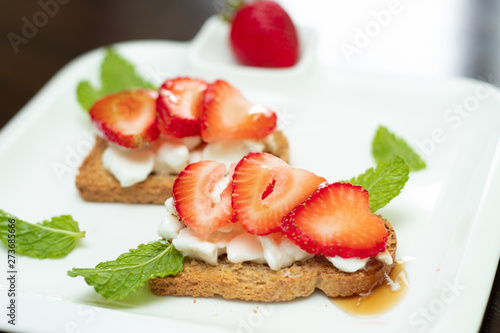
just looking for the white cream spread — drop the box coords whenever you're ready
[102,146,155,187]
[209,172,232,205]
[153,141,190,175]
[326,251,393,273]
[258,235,313,270]
[227,233,267,264]
[102,136,270,187]
[157,198,185,240]
[158,198,391,272]
[202,140,265,168]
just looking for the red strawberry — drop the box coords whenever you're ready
[89,89,160,149]
[281,182,388,259]
[230,0,299,68]
[201,80,276,143]
[173,160,235,236]
[232,152,326,235]
[156,77,208,138]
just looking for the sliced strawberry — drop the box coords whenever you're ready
[156,77,208,138]
[201,80,277,143]
[89,89,160,149]
[232,152,326,235]
[173,160,235,236]
[281,182,388,259]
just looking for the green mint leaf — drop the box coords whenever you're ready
[100,48,156,93]
[67,240,184,301]
[0,210,85,259]
[348,157,410,212]
[76,81,103,111]
[76,48,156,111]
[372,126,426,171]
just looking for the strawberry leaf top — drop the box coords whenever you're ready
[77,48,156,111]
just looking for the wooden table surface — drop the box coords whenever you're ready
[1,1,499,332]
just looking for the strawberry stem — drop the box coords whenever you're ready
[215,0,246,23]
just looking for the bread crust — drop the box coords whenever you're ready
[75,130,289,204]
[149,219,396,302]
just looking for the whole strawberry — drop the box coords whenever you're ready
[229,0,299,68]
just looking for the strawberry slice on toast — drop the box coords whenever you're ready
[173,160,235,236]
[201,80,277,143]
[232,152,326,235]
[281,182,389,259]
[156,77,208,138]
[89,89,160,149]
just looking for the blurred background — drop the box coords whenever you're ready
[1,0,499,331]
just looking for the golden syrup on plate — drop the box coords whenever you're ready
[330,261,408,316]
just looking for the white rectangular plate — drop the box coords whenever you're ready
[1,38,500,333]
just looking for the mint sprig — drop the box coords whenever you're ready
[372,126,426,171]
[0,210,85,258]
[68,240,184,301]
[77,48,156,111]
[348,157,409,212]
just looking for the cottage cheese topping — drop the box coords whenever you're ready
[174,136,202,150]
[202,140,265,168]
[172,227,228,266]
[157,198,185,240]
[158,198,390,272]
[326,256,369,273]
[153,141,190,175]
[259,235,313,270]
[102,136,266,187]
[210,172,232,205]
[227,233,266,264]
[188,148,203,164]
[159,198,311,270]
[102,146,155,187]
[326,251,393,273]
[374,250,393,265]
[248,104,274,116]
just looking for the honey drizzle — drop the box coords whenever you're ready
[330,261,408,316]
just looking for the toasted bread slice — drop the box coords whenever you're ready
[75,130,289,204]
[149,219,396,302]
